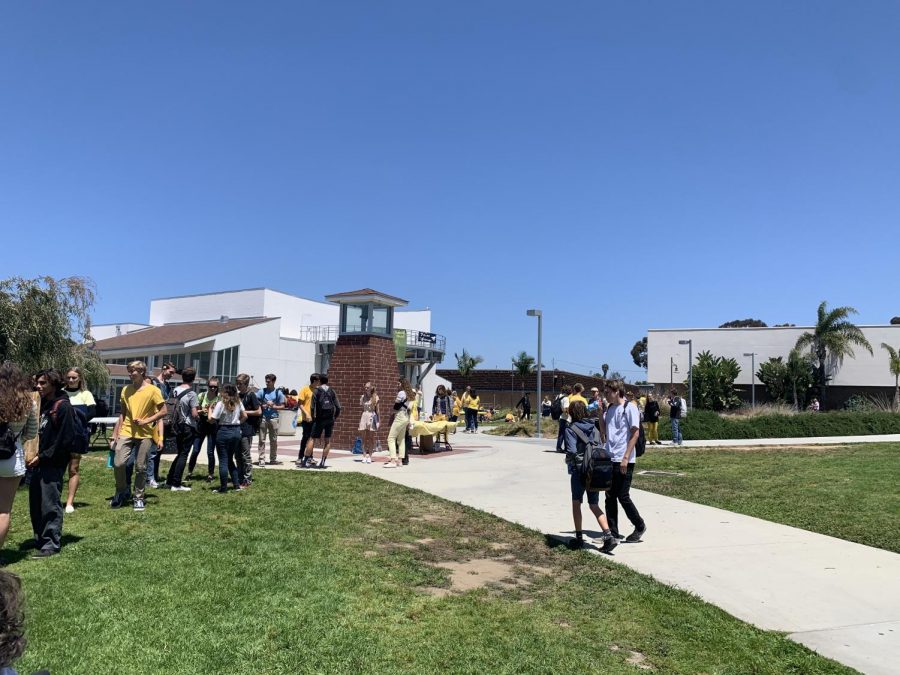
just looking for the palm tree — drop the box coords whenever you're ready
[881,343,900,412]
[794,301,873,406]
[454,349,483,378]
[511,351,536,388]
[601,363,609,379]
[785,347,814,410]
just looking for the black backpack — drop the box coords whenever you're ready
[570,424,613,490]
[315,387,341,420]
[0,422,22,461]
[628,402,647,458]
[170,389,194,435]
[550,394,565,421]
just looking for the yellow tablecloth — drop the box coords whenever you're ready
[409,420,458,438]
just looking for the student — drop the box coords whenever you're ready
[541,396,552,417]
[209,384,246,492]
[62,367,95,514]
[464,388,481,433]
[147,362,176,488]
[431,385,452,446]
[29,369,75,556]
[460,386,473,432]
[555,385,572,452]
[164,367,200,491]
[295,374,320,466]
[666,389,684,446]
[644,393,661,445]
[236,374,261,486]
[604,383,647,542]
[358,382,379,464]
[301,374,340,469]
[109,361,166,511]
[0,363,38,558]
[569,383,588,406]
[517,392,532,420]
[450,390,461,422]
[385,379,414,468]
[188,378,220,480]
[564,400,617,552]
[257,373,285,466]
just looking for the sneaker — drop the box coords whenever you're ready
[133,498,145,512]
[171,485,192,492]
[205,475,214,482]
[239,480,250,489]
[110,496,126,509]
[383,461,397,468]
[147,480,160,489]
[65,505,75,514]
[269,460,282,465]
[566,536,584,550]
[213,487,228,493]
[257,460,265,467]
[625,526,646,543]
[31,548,58,559]
[599,536,619,554]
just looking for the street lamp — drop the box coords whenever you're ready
[743,352,757,407]
[678,339,693,410]
[670,357,678,388]
[527,309,543,438]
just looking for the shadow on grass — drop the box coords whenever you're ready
[4,533,85,565]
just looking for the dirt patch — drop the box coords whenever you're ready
[489,542,512,551]
[415,538,435,545]
[362,550,378,558]
[409,513,445,522]
[423,557,553,596]
[626,651,652,670]
[369,517,386,524]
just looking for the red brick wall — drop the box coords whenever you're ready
[327,334,401,450]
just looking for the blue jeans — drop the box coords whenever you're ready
[215,426,241,490]
[188,424,217,476]
[671,418,682,445]
[146,443,159,483]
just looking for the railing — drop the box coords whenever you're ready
[298,325,445,354]
[299,325,340,343]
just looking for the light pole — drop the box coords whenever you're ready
[678,339,693,410]
[743,352,757,407]
[527,309,543,438]
[670,357,678,389]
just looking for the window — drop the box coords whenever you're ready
[159,353,187,370]
[214,346,239,383]
[371,306,390,336]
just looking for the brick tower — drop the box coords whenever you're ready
[323,289,408,450]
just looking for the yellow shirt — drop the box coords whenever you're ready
[119,384,165,439]
[298,385,313,420]
[452,396,462,416]
[569,394,588,406]
[467,396,480,411]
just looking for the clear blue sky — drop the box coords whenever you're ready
[2,1,898,379]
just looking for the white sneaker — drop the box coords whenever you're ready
[147,480,160,489]
[383,461,397,468]
[171,486,192,492]
[65,505,75,514]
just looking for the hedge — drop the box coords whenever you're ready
[655,410,900,441]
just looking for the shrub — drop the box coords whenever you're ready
[692,351,742,410]
[655,410,900,440]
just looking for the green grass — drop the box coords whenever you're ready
[5,458,852,674]
[634,442,900,553]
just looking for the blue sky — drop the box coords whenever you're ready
[2,1,898,379]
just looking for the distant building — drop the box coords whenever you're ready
[436,369,609,409]
[648,324,900,407]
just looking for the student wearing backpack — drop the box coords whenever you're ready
[604,383,646,543]
[295,373,320,466]
[564,400,618,553]
[236,373,261,485]
[147,362,176,488]
[62,367,95,514]
[188,378,220,481]
[257,373,286,466]
[164,367,200,491]
[644,393,661,445]
[553,385,572,453]
[666,390,685,446]
[0,362,38,559]
[300,374,341,469]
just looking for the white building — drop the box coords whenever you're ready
[92,288,449,413]
[648,325,900,406]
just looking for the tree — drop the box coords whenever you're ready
[607,371,624,382]
[511,351,536,388]
[785,347,815,411]
[0,276,109,391]
[630,337,647,369]
[891,317,900,325]
[454,349,483,378]
[756,357,788,403]
[794,301,873,406]
[881,343,900,412]
[691,350,742,411]
[719,319,768,328]
[601,363,609,379]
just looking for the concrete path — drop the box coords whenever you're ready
[266,433,900,674]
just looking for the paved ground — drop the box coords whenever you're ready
[261,432,900,675]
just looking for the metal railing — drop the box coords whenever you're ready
[298,325,445,354]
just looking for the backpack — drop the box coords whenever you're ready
[550,394,565,421]
[629,403,647,458]
[352,437,363,455]
[71,407,91,454]
[570,424,613,491]
[678,397,688,419]
[315,387,341,419]
[0,423,22,461]
[170,389,194,435]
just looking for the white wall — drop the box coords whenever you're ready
[90,323,150,341]
[395,309,432,333]
[263,290,337,339]
[648,325,900,387]
[150,289,268,326]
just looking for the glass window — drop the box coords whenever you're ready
[371,306,390,336]
[342,303,368,333]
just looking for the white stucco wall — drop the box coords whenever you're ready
[90,323,150,341]
[150,289,268,326]
[648,325,900,387]
[394,309,432,333]
[263,290,337,339]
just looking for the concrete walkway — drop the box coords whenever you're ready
[268,433,900,674]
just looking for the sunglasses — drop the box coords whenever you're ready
[209,386,219,389]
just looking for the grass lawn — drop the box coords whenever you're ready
[5,457,852,674]
[633,442,900,553]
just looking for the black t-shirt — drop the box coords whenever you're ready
[240,391,261,437]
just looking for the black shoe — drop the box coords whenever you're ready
[269,460,283,465]
[19,539,38,551]
[600,536,619,554]
[566,536,584,550]
[626,526,646,543]
[31,548,58,559]
[110,497,126,509]
[610,532,625,541]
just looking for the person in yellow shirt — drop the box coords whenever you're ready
[568,383,589,406]
[465,388,481,433]
[294,373,320,466]
[109,361,166,511]
[450,391,462,422]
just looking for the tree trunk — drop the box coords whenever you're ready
[817,346,828,408]
[792,381,799,411]
[895,375,899,413]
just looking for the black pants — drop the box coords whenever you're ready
[298,420,313,459]
[29,463,65,553]
[605,464,645,537]
[556,419,568,452]
[166,428,197,487]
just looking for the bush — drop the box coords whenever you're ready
[655,410,900,440]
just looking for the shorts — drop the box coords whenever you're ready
[311,419,334,439]
[570,472,600,505]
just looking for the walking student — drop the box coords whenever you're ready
[188,377,220,481]
[564,400,617,553]
[236,374,261,486]
[209,384,246,492]
[358,382,379,464]
[555,385,572,453]
[257,373,285,466]
[604,383,646,542]
[295,373,319,466]
[431,384,453,446]
[301,375,340,469]
[63,367,95,514]
[667,389,684,446]
[0,362,38,559]
[147,362,176,488]
[110,361,166,511]
[164,367,200,491]
[464,388,480,433]
[644,392,661,445]
[30,369,75,556]
[385,379,414,468]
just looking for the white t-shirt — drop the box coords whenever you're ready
[211,400,244,426]
[560,395,571,422]
[605,402,641,463]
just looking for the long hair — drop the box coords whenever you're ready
[0,571,26,665]
[399,378,415,401]
[66,366,86,391]
[0,362,32,423]
[221,384,239,412]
